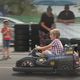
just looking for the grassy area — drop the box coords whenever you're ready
[9,15,80,23]
[9,15,41,23]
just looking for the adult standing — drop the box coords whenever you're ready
[1,20,12,59]
[39,6,56,46]
[57,5,75,25]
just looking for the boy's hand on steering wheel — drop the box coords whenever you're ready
[35,45,42,52]
[35,45,41,49]
[36,46,41,50]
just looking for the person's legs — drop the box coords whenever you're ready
[39,31,46,46]
[6,40,11,59]
[2,40,7,59]
[2,40,11,59]
[2,48,6,59]
[39,31,49,46]
[42,50,56,59]
[41,50,53,57]
[42,50,52,55]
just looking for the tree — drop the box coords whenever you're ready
[0,0,37,15]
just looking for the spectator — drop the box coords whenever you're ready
[1,20,12,60]
[57,5,75,25]
[39,6,56,46]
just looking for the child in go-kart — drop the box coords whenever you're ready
[36,29,64,59]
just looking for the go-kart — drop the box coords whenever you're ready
[13,45,80,74]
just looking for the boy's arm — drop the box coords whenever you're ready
[1,29,9,35]
[36,44,52,51]
[1,28,6,34]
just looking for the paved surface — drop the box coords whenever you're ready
[0,48,80,80]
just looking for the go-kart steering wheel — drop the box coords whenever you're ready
[29,48,41,57]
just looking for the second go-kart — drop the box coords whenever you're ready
[13,45,80,74]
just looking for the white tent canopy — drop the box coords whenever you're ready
[56,23,80,39]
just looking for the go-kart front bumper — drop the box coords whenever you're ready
[13,67,54,72]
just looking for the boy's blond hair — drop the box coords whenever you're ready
[50,29,60,38]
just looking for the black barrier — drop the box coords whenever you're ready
[14,24,29,52]
[60,38,70,46]
[30,24,40,49]
[70,38,80,45]
[14,24,40,52]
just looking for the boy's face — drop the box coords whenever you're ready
[50,33,56,40]
[4,22,9,25]
[3,21,9,28]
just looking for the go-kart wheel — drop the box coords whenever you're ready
[57,64,72,72]
[21,60,34,67]
[16,57,35,67]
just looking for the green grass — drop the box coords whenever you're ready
[9,15,80,23]
[9,16,41,23]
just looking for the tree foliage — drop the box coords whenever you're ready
[0,0,37,15]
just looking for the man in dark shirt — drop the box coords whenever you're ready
[57,5,75,25]
[39,6,55,46]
